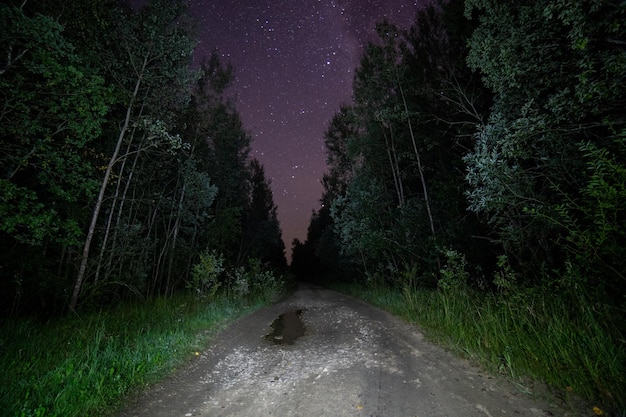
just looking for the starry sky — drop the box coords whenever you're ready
[190,0,427,260]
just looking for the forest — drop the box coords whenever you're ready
[1,0,625,414]
[291,0,625,412]
[1,0,287,316]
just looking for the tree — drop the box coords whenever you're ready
[464,0,626,282]
[190,58,253,266]
[1,3,111,312]
[0,4,110,246]
[239,159,286,269]
[555,135,626,305]
[290,238,315,279]
[324,1,491,281]
[70,0,197,309]
[322,105,357,203]
[1,0,285,314]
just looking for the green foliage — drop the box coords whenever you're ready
[318,0,626,412]
[100,0,198,119]
[492,255,519,296]
[0,292,281,417]
[1,0,285,313]
[228,266,251,298]
[438,249,470,294]
[552,133,626,308]
[332,277,625,414]
[0,4,111,247]
[188,251,224,299]
[136,117,190,154]
[178,158,218,225]
[464,0,626,280]
[226,258,284,301]
[188,251,287,303]
[206,206,243,260]
[331,178,390,263]
[240,159,287,268]
[311,1,491,282]
[244,258,280,294]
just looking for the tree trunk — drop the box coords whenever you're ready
[93,135,134,287]
[105,137,139,273]
[166,178,186,295]
[69,56,148,310]
[398,80,441,271]
[398,81,436,237]
[382,124,404,207]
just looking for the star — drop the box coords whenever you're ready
[191,0,425,260]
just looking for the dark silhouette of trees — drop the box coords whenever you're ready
[0,0,286,315]
[300,0,625,321]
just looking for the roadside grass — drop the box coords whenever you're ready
[0,284,287,417]
[329,280,625,416]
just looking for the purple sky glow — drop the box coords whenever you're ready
[190,0,426,259]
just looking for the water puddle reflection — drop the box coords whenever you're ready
[265,309,305,345]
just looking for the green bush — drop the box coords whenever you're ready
[246,258,283,297]
[438,249,470,294]
[187,250,224,299]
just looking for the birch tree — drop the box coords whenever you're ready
[70,0,196,309]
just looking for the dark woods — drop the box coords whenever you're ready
[292,0,625,323]
[2,0,625,330]
[0,0,286,316]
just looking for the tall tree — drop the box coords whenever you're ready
[191,58,253,266]
[464,0,626,287]
[1,3,111,312]
[321,0,493,283]
[240,159,286,269]
[70,0,197,309]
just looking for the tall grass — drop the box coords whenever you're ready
[330,280,625,415]
[0,285,286,417]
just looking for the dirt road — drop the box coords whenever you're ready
[120,284,575,417]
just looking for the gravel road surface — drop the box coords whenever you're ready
[120,283,578,417]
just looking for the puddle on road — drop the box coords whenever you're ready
[265,309,305,345]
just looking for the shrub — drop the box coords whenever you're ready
[187,250,224,299]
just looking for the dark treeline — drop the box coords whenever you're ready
[1,0,286,316]
[292,0,625,324]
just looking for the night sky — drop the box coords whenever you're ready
[190,0,426,259]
